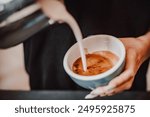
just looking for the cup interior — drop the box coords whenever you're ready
[63,35,125,80]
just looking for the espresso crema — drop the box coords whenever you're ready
[72,51,119,76]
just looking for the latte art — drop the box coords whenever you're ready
[72,51,119,76]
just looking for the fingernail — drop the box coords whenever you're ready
[48,19,56,25]
[100,93,106,97]
[105,85,116,91]
[90,88,104,95]
[85,93,98,99]
[107,93,114,96]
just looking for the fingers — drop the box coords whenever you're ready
[105,78,134,96]
[85,70,133,99]
[85,48,137,99]
[85,87,107,99]
[85,74,134,99]
[107,48,136,89]
[85,93,99,99]
[100,49,136,96]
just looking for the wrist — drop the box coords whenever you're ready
[138,31,150,60]
[142,31,150,50]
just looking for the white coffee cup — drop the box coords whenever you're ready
[63,35,126,89]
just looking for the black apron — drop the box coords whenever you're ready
[24,0,150,90]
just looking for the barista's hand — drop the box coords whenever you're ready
[85,32,150,99]
[37,0,66,22]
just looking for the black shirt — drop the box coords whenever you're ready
[24,0,150,90]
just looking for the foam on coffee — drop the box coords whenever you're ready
[72,51,119,76]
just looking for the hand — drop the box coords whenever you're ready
[85,32,150,99]
[37,0,67,22]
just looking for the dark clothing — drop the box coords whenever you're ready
[24,0,150,90]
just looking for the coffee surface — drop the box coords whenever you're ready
[72,51,118,76]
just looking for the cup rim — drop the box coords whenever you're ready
[63,34,126,81]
